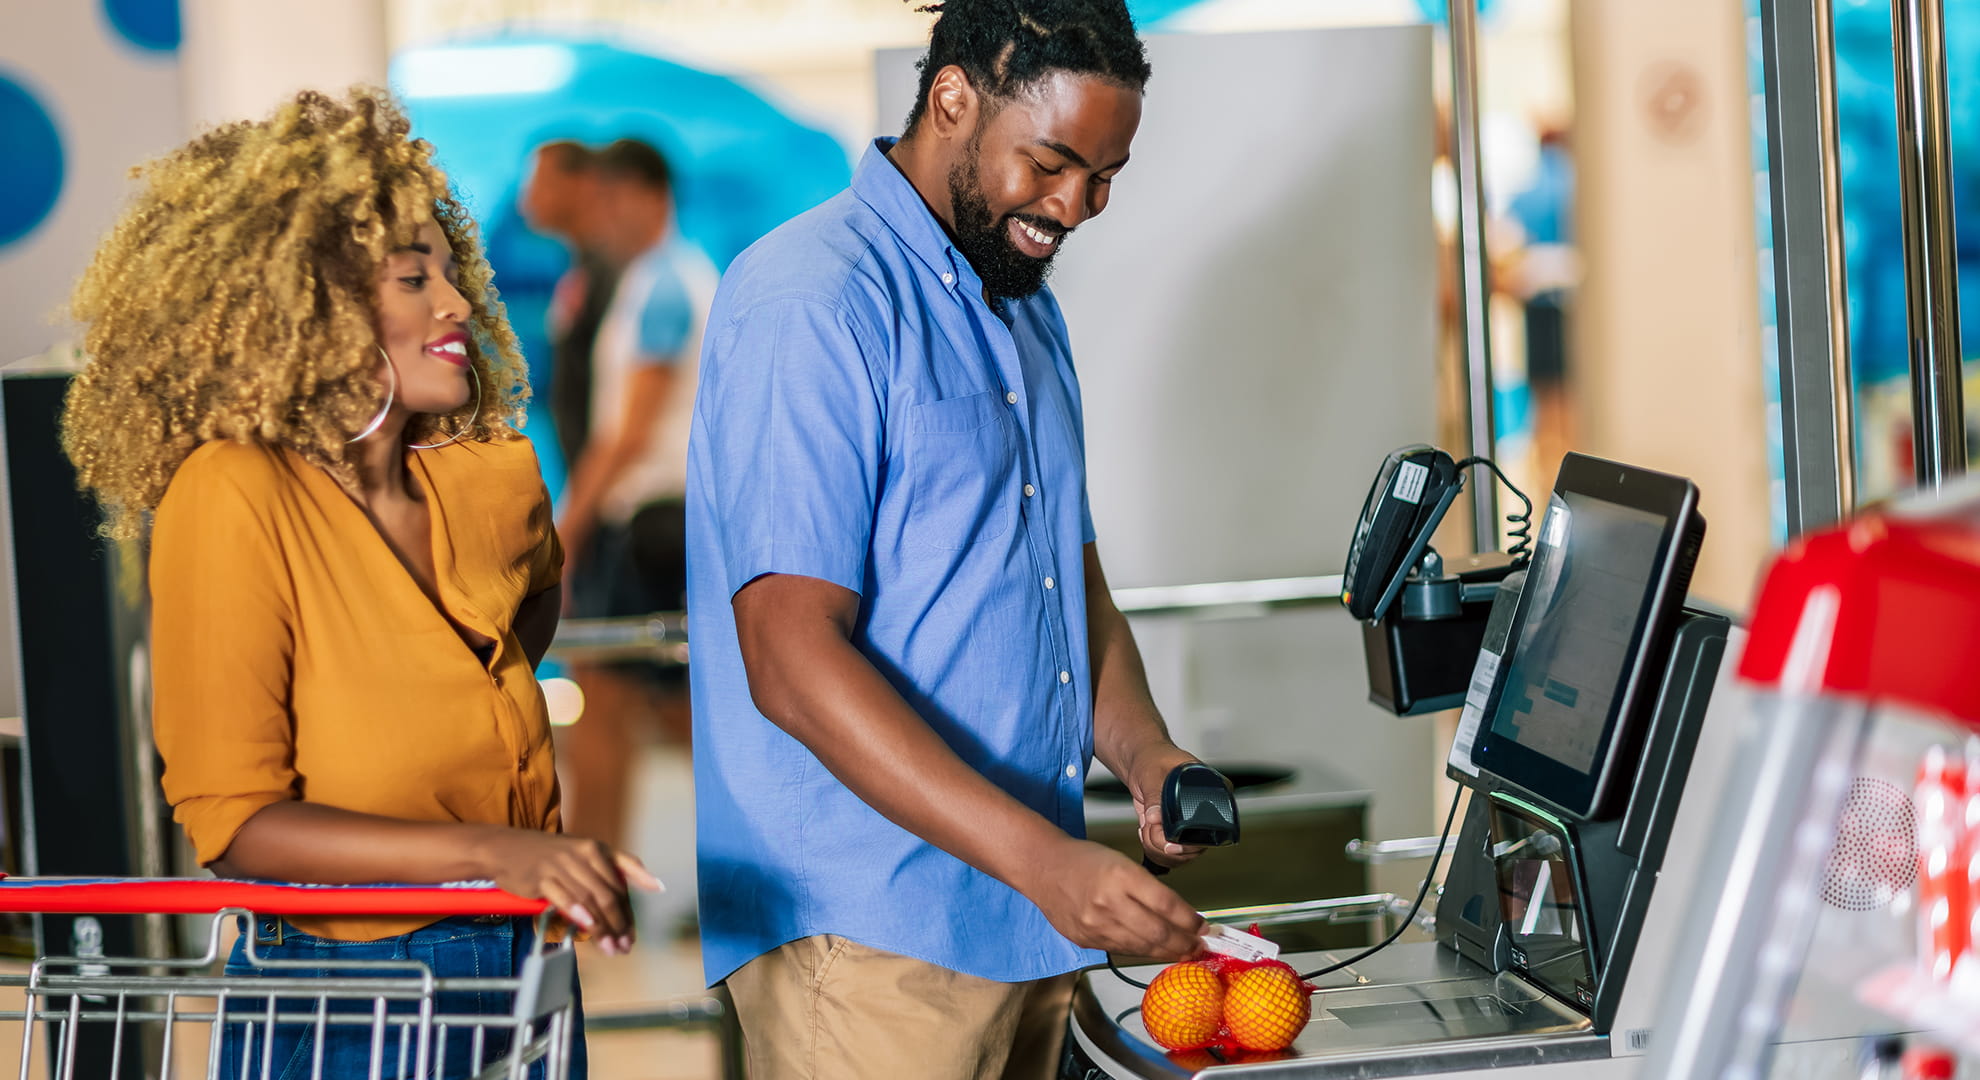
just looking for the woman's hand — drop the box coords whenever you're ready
[212,803,661,953]
[474,829,662,955]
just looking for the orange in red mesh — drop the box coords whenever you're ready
[1223,962,1311,1052]
[1140,961,1225,1051]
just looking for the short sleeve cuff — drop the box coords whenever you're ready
[176,791,293,868]
[727,541,865,600]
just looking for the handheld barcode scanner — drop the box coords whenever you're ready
[1163,762,1240,845]
[1142,762,1240,876]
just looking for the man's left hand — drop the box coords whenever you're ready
[1130,750,1210,871]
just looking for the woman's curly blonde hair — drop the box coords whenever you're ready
[62,86,529,540]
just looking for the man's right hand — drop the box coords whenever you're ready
[1021,837,1205,960]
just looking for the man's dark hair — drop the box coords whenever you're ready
[902,0,1150,135]
[536,139,594,173]
[597,138,674,194]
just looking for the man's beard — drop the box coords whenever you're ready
[947,136,1069,302]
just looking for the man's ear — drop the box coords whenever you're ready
[925,64,979,142]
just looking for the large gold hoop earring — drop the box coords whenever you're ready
[346,346,397,444]
[407,363,482,451]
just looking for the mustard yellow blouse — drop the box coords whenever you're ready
[148,437,564,940]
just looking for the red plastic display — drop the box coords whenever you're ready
[1737,489,1980,730]
[0,877,547,917]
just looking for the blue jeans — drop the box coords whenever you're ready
[218,916,587,1080]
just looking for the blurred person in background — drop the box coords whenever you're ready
[688,0,1212,1074]
[556,139,717,885]
[59,87,660,1077]
[1506,122,1577,473]
[520,139,622,475]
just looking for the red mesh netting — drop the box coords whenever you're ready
[1138,926,1316,1056]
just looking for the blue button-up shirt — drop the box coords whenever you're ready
[686,139,1105,984]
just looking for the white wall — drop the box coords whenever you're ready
[879,25,1446,881]
[180,0,389,132]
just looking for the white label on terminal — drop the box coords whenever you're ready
[1392,460,1430,505]
[1201,924,1280,963]
[1448,648,1500,778]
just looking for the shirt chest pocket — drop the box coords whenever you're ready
[909,390,1022,551]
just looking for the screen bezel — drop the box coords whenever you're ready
[1468,453,1699,822]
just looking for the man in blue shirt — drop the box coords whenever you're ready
[688,0,1209,1073]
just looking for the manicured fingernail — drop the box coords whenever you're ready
[1166,844,1183,854]
[568,905,595,929]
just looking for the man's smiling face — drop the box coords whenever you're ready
[945,71,1142,301]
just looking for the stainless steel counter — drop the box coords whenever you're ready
[1067,942,1606,1079]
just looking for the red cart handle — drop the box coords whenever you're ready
[0,877,550,917]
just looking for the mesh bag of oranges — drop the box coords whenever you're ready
[1139,929,1316,1055]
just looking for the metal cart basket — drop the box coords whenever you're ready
[0,877,575,1080]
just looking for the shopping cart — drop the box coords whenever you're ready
[0,877,575,1080]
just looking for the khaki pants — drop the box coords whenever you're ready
[724,936,1078,1080]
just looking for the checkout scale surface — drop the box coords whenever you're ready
[1064,454,1729,1079]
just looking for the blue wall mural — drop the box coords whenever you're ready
[0,72,65,250]
[102,0,182,52]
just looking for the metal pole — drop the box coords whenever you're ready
[1812,0,1856,518]
[1891,0,1968,489]
[1759,0,1858,535]
[1447,0,1500,551]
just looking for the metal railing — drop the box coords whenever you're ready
[585,988,745,1080]
[545,576,1349,663]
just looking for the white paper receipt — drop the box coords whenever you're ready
[1391,459,1430,505]
[1447,648,1501,778]
[1201,924,1281,963]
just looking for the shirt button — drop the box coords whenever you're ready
[1059,670,1071,684]
[1065,764,1079,779]
[1023,483,1036,497]
[1006,391,1018,404]
[1044,576,1055,590]
[942,272,954,284]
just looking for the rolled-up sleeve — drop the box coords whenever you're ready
[148,455,298,866]
[701,296,882,598]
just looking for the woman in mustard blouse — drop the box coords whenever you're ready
[59,88,654,1076]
